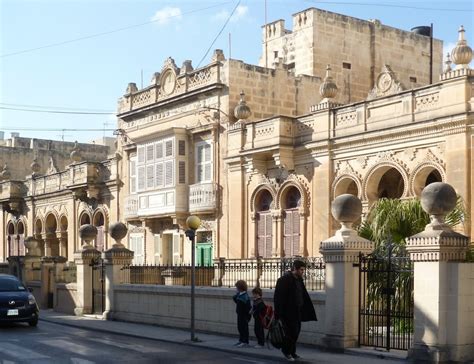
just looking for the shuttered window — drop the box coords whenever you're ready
[172,234,181,264]
[283,209,300,257]
[256,212,273,258]
[179,161,186,184]
[155,163,163,187]
[137,166,146,191]
[165,160,174,186]
[146,165,154,189]
[154,234,161,264]
[146,144,154,162]
[137,146,145,164]
[129,156,137,194]
[155,142,163,159]
[178,140,186,156]
[195,141,212,183]
[130,234,145,265]
[165,140,173,157]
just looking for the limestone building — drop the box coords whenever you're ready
[116,7,467,264]
[0,134,118,261]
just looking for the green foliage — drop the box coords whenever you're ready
[357,196,467,255]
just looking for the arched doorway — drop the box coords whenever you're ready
[412,166,443,197]
[366,166,406,203]
[59,216,68,257]
[255,189,273,258]
[282,187,301,257]
[17,221,26,256]
[335,177,359,197]
[93,211,105,252]
[45,213,59,256]
[7,222,15,257]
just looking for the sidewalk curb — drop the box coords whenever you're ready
[40,315,408,363]
[39,316,289,362]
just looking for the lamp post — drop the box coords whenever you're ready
[185,215,201,342]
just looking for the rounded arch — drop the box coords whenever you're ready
[34,218,43,235]
[7,221,15,235]
[250,185,277,212]
[333,175,361,199]
[92,209,106,227]
[59,215,68,232]
[276,180,308,212]
[79,211,92,226]
[17,220,25,235]
[363,162,409,202]
[45,212,58,233]
[410,162,445,197]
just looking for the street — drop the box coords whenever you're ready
[0,321,276,364]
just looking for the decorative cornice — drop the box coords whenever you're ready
[320,229,373,263]
[406,230,469,262]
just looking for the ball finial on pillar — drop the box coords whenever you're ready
[79,224,98,250]
[331,194,362,233]
[109,222,128,248]
[420,182,457,230]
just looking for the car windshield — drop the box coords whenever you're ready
[0,278,26,292]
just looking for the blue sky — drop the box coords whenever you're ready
[1,0,472,143]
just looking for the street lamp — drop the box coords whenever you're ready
[185,215,201,342]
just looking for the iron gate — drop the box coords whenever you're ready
[357,247,414,351]
[90,257,105,315]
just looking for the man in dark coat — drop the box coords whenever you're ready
[274,259,317,361]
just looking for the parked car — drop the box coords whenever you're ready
[0,274,39,326]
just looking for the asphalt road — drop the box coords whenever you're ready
[0,321,277,364]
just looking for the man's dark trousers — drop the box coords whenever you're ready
[254,317,265,345]
[281,315,302,356]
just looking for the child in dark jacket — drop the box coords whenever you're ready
[251,287,266,348]
[233,280,251,347]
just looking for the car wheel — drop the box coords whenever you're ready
[28,318,38,327]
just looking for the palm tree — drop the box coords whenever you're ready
[357,196,466,256]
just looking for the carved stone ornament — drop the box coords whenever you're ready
[367,65,405,100]
[47,156,58,174]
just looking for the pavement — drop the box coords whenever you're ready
[39,309,408,363]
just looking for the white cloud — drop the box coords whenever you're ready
[214,5,248,23]
[151,6,182,25]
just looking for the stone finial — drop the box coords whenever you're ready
[180,60,193,75]
[79,224,98,250]
[211,49,226,62]
[234,91,251,121]
[406,182,469,262]
[70,141,82,163]
[24,236,41,257]
[150,72,160,85]
[319,64,338,100]
[0,163,11,181]
[109,222,128,248]
[30,158,41,176]
[420,182,457,231]
[444,53,453,73]
[126,82,138,94]
[451,25,473,69]
[320,194,372,262]
[331,194,362,233]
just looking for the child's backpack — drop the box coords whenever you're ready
[260,304,274,329]
[266,318,285,349]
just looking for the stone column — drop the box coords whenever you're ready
[74,224,100,316]
[58,233,67,259]
[406,182,472,363]
[43,233,51,257]
[40,256,55,309]
[102,222,133,320]
[249,213,257,257]
[271,210,282,257]
[320,194,373,349]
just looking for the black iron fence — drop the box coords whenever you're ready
[121,257,325,291]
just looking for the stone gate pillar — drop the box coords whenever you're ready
[406,182,473,363]
[74,224,100,316]
[320,194,373,349]
[102,222,133,320]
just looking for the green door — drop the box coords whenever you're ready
[196,243,213,266]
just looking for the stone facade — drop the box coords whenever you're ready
[260,8,443,104]
[0,135,117,261]
[115,7,472,265]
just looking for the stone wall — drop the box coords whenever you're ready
[55,283,79,315]
[113,285,326,346]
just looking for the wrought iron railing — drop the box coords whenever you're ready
[120,257,325,291]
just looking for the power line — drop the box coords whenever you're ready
[1,2,232,58]
[0,102,113,112]
[303,0,473,12]
[0,106,114,115]
[197,0,242,68]
[0,127,116,131]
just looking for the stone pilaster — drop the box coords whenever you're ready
[406,182,472,363]
[73,248,100,315]
[320,194,373,350]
